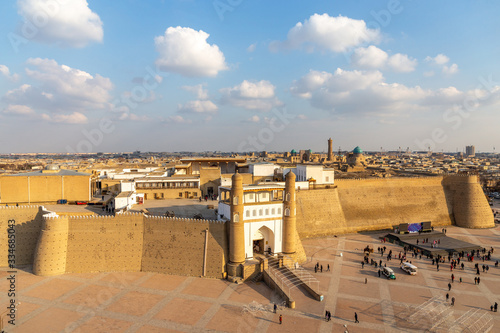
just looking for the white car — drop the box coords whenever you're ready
[401,262,418,275]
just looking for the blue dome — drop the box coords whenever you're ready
[291,149,297,154]
[353,146,363,154]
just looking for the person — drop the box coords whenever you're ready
[451,297,455,306]
[361,261,364,268]
[274,304,277,313]
[460,277,462,283]
[328,311,331,321]
[474,277,477,285]
[495,302,498,312]
[354,312,359,323]
[478,277,481,284]
[451,274,454,283]
[279,314,282,324]
[448,283,452,291]
[321,265,323,273]
[315,266,317,273]
[327,264,330,272]
[446,293,449,301]
[378,269,381,277]
[365,278,367,284]
[325,310,328,321]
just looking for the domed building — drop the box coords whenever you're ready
[346,146,366,170]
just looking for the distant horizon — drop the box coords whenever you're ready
[1,1,499,153]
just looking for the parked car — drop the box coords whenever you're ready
[400,262,418,275]
[382,267,396,280]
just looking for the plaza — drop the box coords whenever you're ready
[2,223,500,332]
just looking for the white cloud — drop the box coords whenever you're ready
[290,68,484,116]
[155,26,228,77]
[0,65,20,81]
[270,13,380,53]
[17,0,103,48]
[2,58,113,123]
[425,54,449,65]
[178,84,217,114]
[220,80,283,111]
[2,104,34,115]
[164,115,191,124]
[387,53,418,72]
[178,100,218,113]
[297,114,307,120]
[41,111,88,124]
[182,84,209,100]
[248,115,260,122]
[443,63,459,75]
[350,46,388,69]
[247,43,257,53]
[425,54,458,75]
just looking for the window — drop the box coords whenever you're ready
[193,192,197,197]
[272,208,276,215]
[326,176,329,182]
[253,210,257,217]
[259,209,263,216]
[277,207,281,215]
[246,211,250,217]
[233,196,239,205]
[179,192,182,197]
[233,213,239,222]
[284,208,290,217]
[249,193,254,199]
[286,192,291,201]
[265,208,269,215]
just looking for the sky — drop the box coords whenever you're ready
[0,0,499,154]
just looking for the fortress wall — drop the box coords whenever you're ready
[33,215,69,276]
[64,213,144,274]
[297,177,455,238]
[444,175,495,228]
[0,206,43,266]
[142,216,227,278]
[296,188,347,238]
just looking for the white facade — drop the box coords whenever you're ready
[249,163,278,177]
[218,184,286,259]
[290,165,335,184]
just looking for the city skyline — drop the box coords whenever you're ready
[1,1,499,153]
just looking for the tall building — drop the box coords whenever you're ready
[466,145,475,157]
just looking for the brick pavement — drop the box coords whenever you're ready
[2,224,500,332]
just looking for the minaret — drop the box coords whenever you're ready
[327,138,333,161]
[229,172,245,265]
[282,171,296,255]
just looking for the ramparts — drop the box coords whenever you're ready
[296,175,494,238]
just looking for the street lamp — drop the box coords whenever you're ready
[0,302,20,332]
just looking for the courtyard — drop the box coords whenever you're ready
[2,223,500,332]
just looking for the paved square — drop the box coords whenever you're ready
[4,224,500,332]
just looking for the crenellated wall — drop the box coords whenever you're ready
[142,216,227,278]
[0,174,494,277]
[30,213,228,277]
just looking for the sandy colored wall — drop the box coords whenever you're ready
[142,216,227,278]
[296,175,493,238]
[64,213,144,274]
[0,176,29,204]
[0,205,43,267]
[0,175,90,204]
[30,211,227,278]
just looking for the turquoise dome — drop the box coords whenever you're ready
[291,149,297,154]
[353,146,363,154]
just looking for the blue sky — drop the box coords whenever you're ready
[0,0,499,154]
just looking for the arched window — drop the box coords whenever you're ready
[284,208,290,217]
[233,196,239,205]
[233,213,239,222]
[286,192,291,201]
